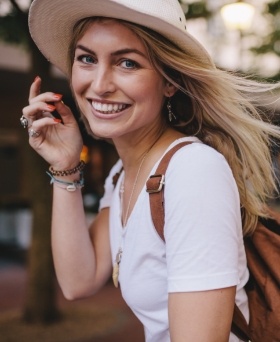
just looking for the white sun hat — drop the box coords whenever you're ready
[28,0,214,76]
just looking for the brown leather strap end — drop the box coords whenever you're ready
[231,304,251,341]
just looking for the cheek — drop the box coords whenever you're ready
[71,68,89,97]
[71,79,82,97]
[131,74,166,102]
[144,78,167,104]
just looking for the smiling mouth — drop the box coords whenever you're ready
[91,101,130,114]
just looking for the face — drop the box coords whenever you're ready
[71,20,174,141]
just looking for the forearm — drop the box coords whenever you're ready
[51,185,99,299]
[22,78,110,298]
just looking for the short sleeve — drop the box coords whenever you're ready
[164,143,242,292]
[99,159,123,211]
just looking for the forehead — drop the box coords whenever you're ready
[77,19,145,48]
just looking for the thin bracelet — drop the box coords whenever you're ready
[49,160,85,177]
[46,171,84,192]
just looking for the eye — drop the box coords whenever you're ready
[120,59,139,69]
[76,55,96,64]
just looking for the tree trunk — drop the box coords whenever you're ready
[22,146,60,323]
[22,41,60,323]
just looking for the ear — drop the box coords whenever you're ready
[164,82,177,97]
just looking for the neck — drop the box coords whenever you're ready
[118,127,185,227]
[116,128,185,171]
[114,126,166,172]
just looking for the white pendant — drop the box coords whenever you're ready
[112,248,122,288]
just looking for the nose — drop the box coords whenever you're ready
[91,64,116,96]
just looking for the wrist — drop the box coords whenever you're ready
[49,160,85,177]
[46,160,86,192]
[46,171,84,192]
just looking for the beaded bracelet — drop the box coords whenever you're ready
[49,160,85,177]
[46,171,84,192]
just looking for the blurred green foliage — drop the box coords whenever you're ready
[0,1,30,47]
[252,0,280,56]
[179,0,210,19]
[251,0,280,79]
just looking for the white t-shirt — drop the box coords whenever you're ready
[99,137,249,342]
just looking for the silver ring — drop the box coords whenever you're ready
[28,128,41,138]
[20,115,30,129]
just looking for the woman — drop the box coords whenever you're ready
[22,0,280,341]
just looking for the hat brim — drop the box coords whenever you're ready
[29,0,214,76]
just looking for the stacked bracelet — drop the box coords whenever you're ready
[46,171,84,192]
[49,160,85,177]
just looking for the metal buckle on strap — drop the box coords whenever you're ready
[146,174,165,193]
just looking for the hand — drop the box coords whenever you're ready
[22,77,83,170]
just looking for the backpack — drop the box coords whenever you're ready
[145,141,280,342]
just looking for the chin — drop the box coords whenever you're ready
[88,128,114,142]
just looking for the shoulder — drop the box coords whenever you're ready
[102,158,123,189]
[108,159,123,178]
[166,140,232,180]
[99,159,123,211]
[163,139,240,213]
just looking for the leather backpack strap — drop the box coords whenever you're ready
[146,140,251,342]
[146,141,192,241]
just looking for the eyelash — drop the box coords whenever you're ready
[76,55,140,69]
[76,55,95,64]
[119,59,140,69]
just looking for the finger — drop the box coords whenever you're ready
[42,110,55,119]
[30,117,62,131]
[53,101,77,126]
[28,77,63,104]
[22,102,57,120]
[28,117,62,144]
[29,92,63,105]
[28,128,42,139]
[29,76,41,101]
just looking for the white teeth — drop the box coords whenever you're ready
[92,101,127,113]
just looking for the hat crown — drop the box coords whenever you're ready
[110,0,187,30]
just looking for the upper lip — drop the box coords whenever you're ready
[87,98,129,105]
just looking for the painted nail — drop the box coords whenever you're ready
[53,93,63,100]
[46,104,56,111]
[53,118,62,123]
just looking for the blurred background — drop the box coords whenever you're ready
[0,0,279,341]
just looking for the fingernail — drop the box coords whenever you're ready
[53,118,61,123]
[46,104,56,111]
[34,76,40,82]
[53,93,63,100]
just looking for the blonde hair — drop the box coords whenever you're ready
[69,17,280,236]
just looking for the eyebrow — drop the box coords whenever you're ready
[76,44,146,58]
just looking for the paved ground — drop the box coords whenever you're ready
[4,205,279,341]
[0,259,145,342]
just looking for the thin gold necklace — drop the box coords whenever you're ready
[112,151,150,288]
[112,132,163,288]
[120,151,149,227]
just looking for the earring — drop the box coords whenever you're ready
[167,98,176,122]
